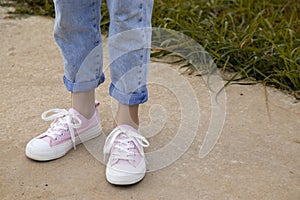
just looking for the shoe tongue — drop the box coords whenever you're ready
[118,125,138,133]
[113,133,140,166]
[115,134,133,149]
[68,108,80,116]
[118,133,129,140]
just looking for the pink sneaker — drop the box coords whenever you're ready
[103,125,150,185]
[26,103,102,161]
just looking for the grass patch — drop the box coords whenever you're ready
[1,0,299,94]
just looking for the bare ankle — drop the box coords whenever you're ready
[114,103,139,130]
[71,89,95,119]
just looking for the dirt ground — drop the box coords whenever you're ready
[0,7,299,200]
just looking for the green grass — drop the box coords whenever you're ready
[1,0,300,94]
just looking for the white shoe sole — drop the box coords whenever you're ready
[106,164,147,185]
[25,124,102,161]
[106,172,146,185]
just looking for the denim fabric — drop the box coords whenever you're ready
[53,0,153,105]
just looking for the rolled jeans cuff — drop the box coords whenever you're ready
[109,83,148,106]
[63,73,105,92]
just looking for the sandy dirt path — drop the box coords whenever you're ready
[0,7,299,200]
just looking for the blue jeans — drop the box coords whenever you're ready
[53,0,153,105]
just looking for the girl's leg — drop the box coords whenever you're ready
[104,0,154,185]
[54,0,104,118]
[25,0,104,161]
[106,0,154,128]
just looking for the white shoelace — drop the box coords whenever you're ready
[103,127,149,162]
[41,109,82,150]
